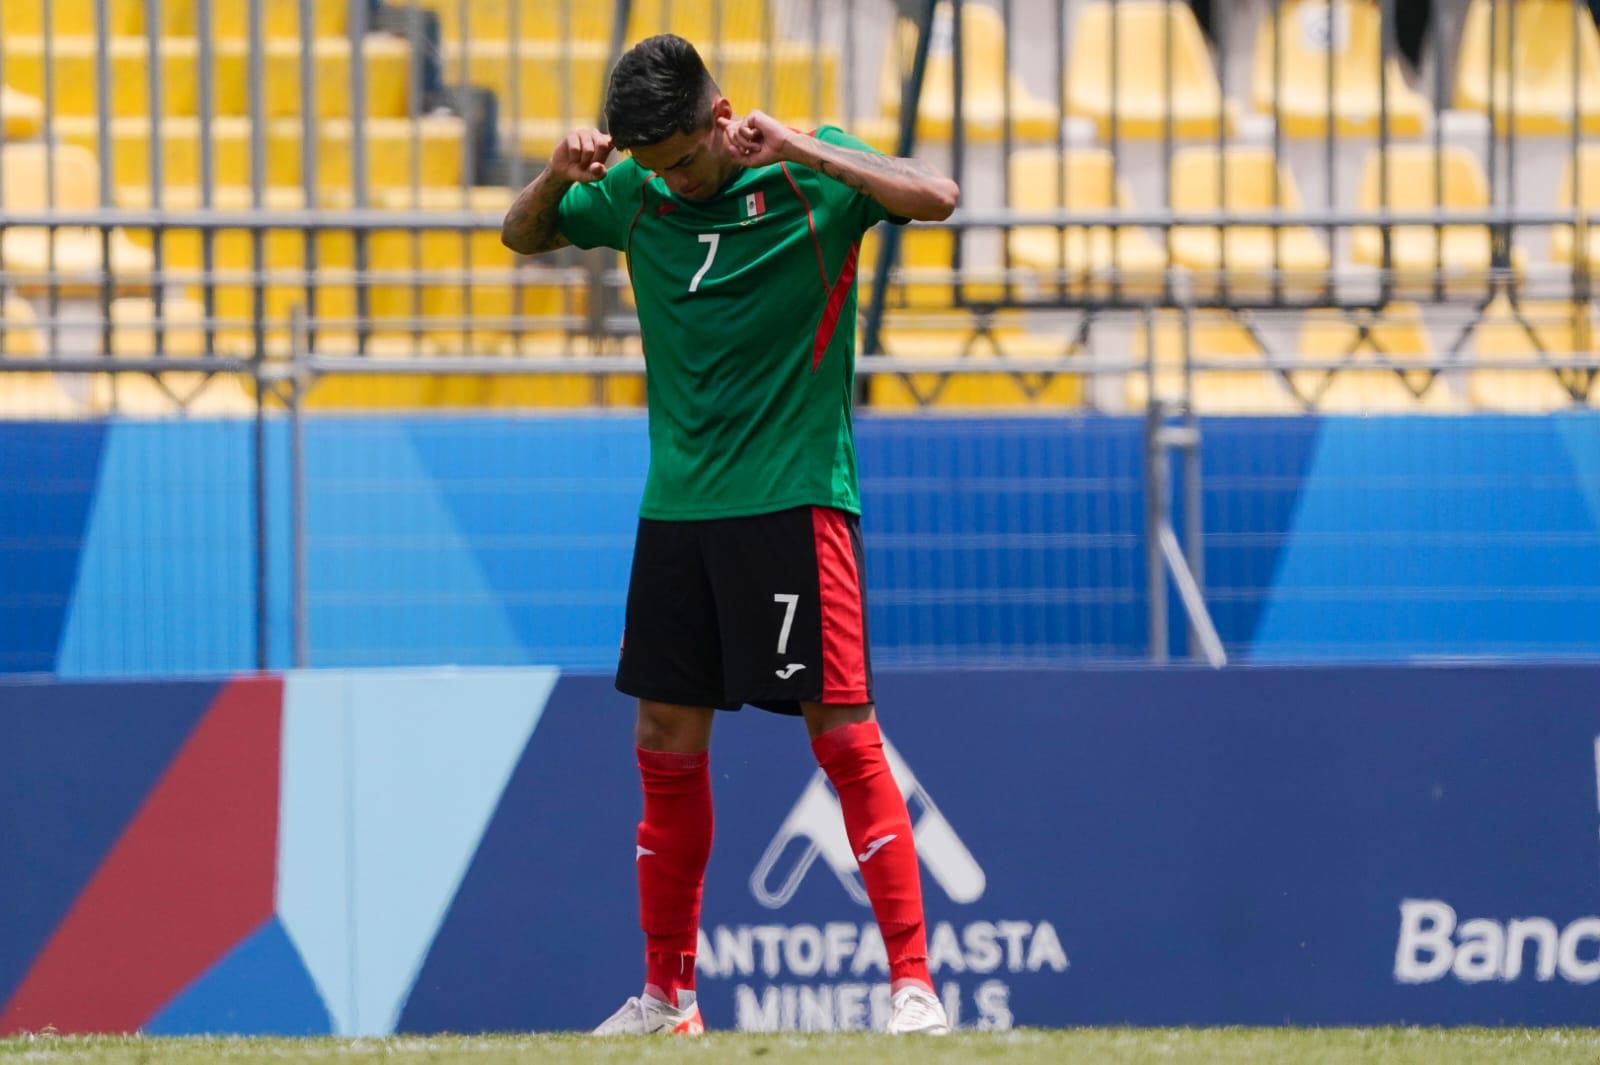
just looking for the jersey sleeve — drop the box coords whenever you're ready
[556,162,644,251]
[808,125,911,234]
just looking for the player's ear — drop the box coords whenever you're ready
[709,95,733,125]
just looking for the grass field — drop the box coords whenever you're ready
[5,1030,1600,1064]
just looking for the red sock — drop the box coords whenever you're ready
[811,720,932,991]
[636,747,713,1004]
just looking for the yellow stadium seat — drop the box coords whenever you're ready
[0,297,85,419]
[2,86,44,139]
[857,226,1008,309]
[868,327,1085,409]
[306,334,646,411]
[412,0,615,44]
[214,36,415,120]
[1293,304,1460,411]
[1167,147,1332,299]
[207,0,348,40]
[1129,311,1306,413]
[451,40,837,127]
[368,187,578,345]
[1005,148,1166,299]
[2,35,413,121]
[879,2,1059,142]
[1,0,140,37]
[1469,296,1596,410]
[1455,0,1600,134]
[1551,145,1600,264]
[91,297,255,416]
[1068,1,1234,140]
[1350,145,1521,296]
[61,114,469,197]
[1251,0,1429,136]
[117,187,357,344]
[1,36,202,118]
[0,143,153,296]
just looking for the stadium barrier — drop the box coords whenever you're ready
[5,411,1597,675]
[5,661,1600,1034]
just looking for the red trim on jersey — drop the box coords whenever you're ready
[623,172,655,265]
[812,507,870,704]
[812,240,860,371]
[780,162,828,289]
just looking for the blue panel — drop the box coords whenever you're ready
[404,417,648,670]
[396,674,640,1033]
[0,678,218,1007]
[0,422,107,673]
[1192,417,1323,653]
[144,917,332,1036]
[56,421,259,676]
[856,416,1149,662]
[1255,417,1600,658]
[301,419,523,667]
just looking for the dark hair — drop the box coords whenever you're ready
[604,35,718,150]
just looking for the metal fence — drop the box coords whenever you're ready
[2,0,1599,675]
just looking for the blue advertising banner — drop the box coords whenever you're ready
[5,663,1600,1034]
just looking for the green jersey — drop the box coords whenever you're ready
[557,126,897,520]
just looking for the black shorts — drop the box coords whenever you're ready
[615,505,874,715]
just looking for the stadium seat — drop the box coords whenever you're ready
[2,86,44,139]
[857,226,1008,309]
[214,36,415,120]
[868,325,1085,409]
[1350,145,1521,296]
[1067,1,1235,140]
[368,187,578,346]
[1167,147,1331,299]
[90,297,255,415]
[1,0,140,37]
[117,186,357,344]
[1128,310,1305,413]
[0,297,84,419]
[451,40,837,128]
[1468,296,1596,410]
[1,36,203,118]
[0,143,154,296]
[63,114,469,197]
[1005,148,1167,299]
[2,35,414,121]
[409,0,614,45]
[1455,0,1600,134]
[1251,0,1429,137]
[1551,145,1600,265]
[305,333,646,410]
[1292,304,1460,411]
[879,2,1059,142]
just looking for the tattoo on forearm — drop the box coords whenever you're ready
[807,144,942,197]
[502,173,573,254]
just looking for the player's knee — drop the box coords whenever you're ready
[801,702,876,742]
[635,700,713,753]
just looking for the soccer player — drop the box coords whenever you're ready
[502,34,960,1036]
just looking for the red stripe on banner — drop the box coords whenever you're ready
[812,241,860,372]
[812,507,869,704]
[0,677,283,1034]
[780,163,828,289]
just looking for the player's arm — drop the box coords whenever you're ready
[500,128,614,255]
[719,111,959,221]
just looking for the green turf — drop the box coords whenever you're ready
[4,1030,1600,1064]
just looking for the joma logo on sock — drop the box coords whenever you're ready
[749,739,986,909]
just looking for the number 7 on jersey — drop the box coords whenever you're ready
[689,233,720,293]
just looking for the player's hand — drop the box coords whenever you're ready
[718,110,790,168]
[550,128,614,183]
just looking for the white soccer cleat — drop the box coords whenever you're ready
[887,984,950,1035]
[592,990,705,1035]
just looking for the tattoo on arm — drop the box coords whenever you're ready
[501,171,573,255]
[807,144,942,198]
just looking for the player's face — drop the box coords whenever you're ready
[631,99,736,201]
